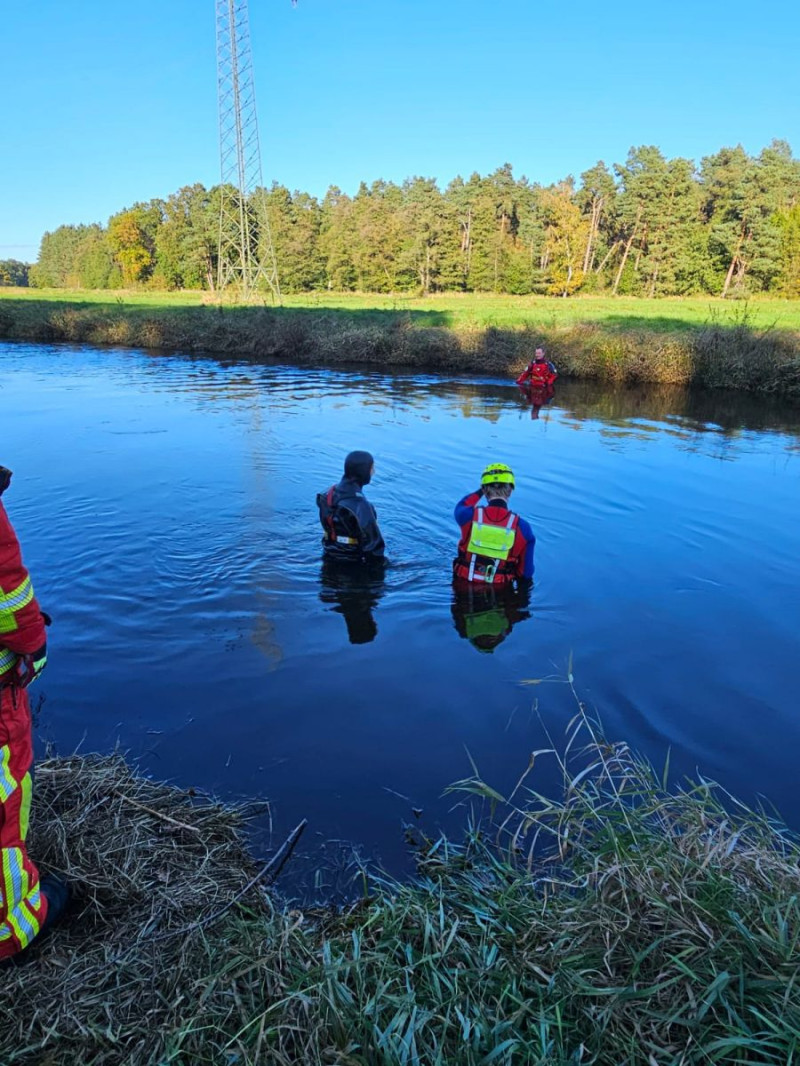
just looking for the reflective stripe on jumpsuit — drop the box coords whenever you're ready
[0,664,47,957]
[0,491,48,959]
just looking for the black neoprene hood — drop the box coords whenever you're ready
[344,450,374,486]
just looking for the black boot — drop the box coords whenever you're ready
[39,874,71,932]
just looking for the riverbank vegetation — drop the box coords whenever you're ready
[19,141,800,300]
[2,289,799,398]
[5,707,800,1065]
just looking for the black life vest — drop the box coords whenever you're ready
[317,486,359,547]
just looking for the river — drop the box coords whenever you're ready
[3,340,799,887]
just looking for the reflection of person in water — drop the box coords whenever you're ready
[451,581,532,653]
[319,558,387,645]
[519,381,556,419]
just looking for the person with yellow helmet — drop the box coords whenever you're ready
[453,463,535,585]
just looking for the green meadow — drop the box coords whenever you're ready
[4,287,800,332]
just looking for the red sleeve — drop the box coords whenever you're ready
[516,365,532,386]
[454,491,482,527]
[0,502,47,654]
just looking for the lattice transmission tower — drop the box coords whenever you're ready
[216,0,281,301]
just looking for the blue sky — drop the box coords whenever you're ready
[2,0,798,260]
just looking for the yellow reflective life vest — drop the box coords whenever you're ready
[466,508,516,560]
[462,508,518,583]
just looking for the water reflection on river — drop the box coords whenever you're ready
[3,341,799,884]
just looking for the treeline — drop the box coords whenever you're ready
[31,140,800,298]
[0,259,29,286]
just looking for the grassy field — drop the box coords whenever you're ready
[6,700,800,1065]
[2,287,800,398]
[4,286,800,332]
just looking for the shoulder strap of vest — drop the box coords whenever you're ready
[323,485,338,540]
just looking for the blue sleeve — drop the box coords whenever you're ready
[454,491,481,527]
[517,518,536,579]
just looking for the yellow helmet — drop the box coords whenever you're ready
[481,462,515,488]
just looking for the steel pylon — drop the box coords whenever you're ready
[216,0,280,301]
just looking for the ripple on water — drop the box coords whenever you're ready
[2,341,800,864]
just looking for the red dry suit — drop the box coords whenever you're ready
[0,500,48,959]
[516,358,558,388]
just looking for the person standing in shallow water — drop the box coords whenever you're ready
[516,346,558,389]
[453,463,535,586]
[317,450,385,563]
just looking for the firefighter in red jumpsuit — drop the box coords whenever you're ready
[0,465,68,964]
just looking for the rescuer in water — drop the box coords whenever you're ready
[0,465,69,966]
[453,463,535,586]
[516,346,558,389]
[317,450,385,563]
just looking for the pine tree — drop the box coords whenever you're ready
[319,187,357,291]
[577,162,617,278]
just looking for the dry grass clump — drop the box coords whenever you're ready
[2,754,298,1066]
[4,706,800,1065]
[693,321,800,395]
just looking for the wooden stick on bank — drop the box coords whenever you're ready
[148,818,309,944]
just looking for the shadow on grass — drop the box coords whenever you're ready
[584,313,703,334]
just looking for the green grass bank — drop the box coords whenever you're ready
[2,289,800,399]
[6,706,800,1065]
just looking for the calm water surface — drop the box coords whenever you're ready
[3,341,800,883]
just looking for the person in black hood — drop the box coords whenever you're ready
[317,450,386,562]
